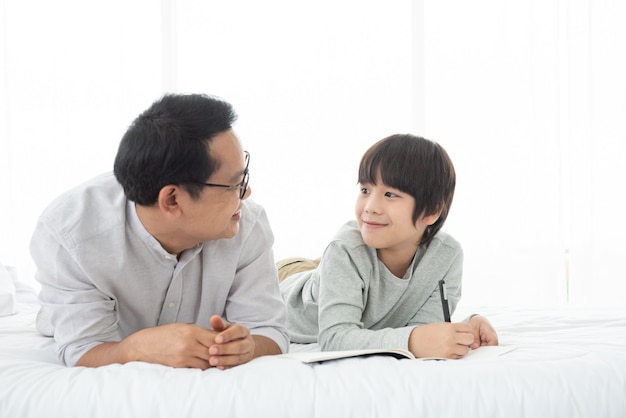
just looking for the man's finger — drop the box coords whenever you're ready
[210,315,229,332]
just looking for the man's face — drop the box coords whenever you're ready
[178,129,251,244]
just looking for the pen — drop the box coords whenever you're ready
[438,279,451,322]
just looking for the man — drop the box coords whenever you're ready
[31,93,288,369]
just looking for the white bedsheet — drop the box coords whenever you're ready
[1,293,625,418]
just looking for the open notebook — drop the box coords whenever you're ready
[280,345,517,363]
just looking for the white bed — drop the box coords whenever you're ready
[1,274,626,418]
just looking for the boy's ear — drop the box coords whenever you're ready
[422,212,441,226]
[157,185,183,218]
[422,204,445,226]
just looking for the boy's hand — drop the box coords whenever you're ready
[409,322,475,359]
[468,314,499,349]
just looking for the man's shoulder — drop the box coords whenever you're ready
[43,172,122,210]
[38,173,127,244]
[239,199,267,229]
[233,199,273,243]
[241,198,264,216]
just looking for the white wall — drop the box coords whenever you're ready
[1,0,624,307]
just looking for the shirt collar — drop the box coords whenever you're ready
[125,199,204,260]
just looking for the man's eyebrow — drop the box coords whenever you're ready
[228,168,246,183]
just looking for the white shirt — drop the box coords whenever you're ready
[31,173,288,366]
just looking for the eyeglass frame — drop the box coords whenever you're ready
[189,151,250,199]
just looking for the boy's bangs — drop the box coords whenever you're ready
[357,153,380,185]
[358,144,413,194]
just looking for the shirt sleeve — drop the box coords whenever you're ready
[406,247,463,326]
[316,235,464,352]
[31,218,121,366]
[317,241,415,351]
[223,205,289,354]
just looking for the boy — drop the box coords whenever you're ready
[280,134,497,359]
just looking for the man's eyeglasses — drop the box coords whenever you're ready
[190,151,250,199]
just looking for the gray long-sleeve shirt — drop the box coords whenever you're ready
[280,220,463,351]
[31,172,289,366]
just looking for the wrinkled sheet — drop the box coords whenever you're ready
[1,294,625,418]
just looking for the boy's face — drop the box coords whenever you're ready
[355,179,435,257]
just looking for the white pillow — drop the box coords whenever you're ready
[0,263,17,316]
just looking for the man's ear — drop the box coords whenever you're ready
[157,185,183,218]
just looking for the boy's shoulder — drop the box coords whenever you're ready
[428,230,462,256]
[320,221,377,272]
[331,220,366,247]
[432,230,459,246]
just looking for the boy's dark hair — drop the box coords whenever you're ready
[114,93,237,205]
[357,134,456,246]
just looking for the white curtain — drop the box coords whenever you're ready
[420,1,626,307]
[1,0,624,307]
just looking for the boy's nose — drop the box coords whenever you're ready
[364,199,381,215]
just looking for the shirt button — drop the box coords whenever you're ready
[168,302,175,308]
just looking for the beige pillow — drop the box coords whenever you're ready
[276,257,320,283]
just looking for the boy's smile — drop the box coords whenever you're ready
[362,219,386,228]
